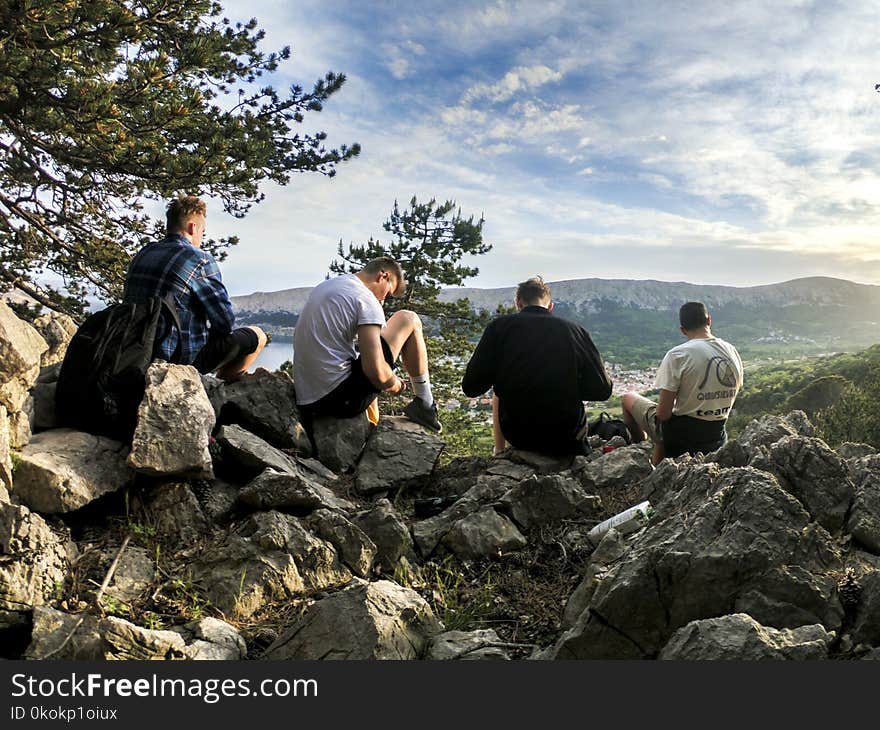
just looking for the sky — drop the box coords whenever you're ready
[209,0,880,296]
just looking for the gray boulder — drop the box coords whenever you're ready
[352,499,416,571]
[0,301,47,412]
[171,617,248,660]
[427,629,512,660]
[312,413,372,473]
[24,607,104,660]
[238,468,354,514]
[0,503,75,628]
[102,546,154,605]
[356,417,443,495]
[304,509,376,578]
[547,463,844,659]
[658,613,834,660]
[263,578,442,660]
[212,369,311,454]
[412,480,512,558]
[128,363,214,478]
[764,435,854,533]
[190,510,351,619]
[215,424,300,479]
[0,404,11,495]
[32,311,76,368]
[852,571,880,647]
[562,528,629,629]
[7,405,30,449]
[498,474,602,530]
[14,429,133,513]
[140,483,212,544]
[441,506,527,561]
[839,442,877,460]
[846,455,880,554]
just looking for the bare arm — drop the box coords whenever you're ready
[358,324,403,393]
[656,389,676,421]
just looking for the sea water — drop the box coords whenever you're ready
[249,339,293,372]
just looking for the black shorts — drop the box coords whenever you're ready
[302,338,395,419]
[192,328,260,375]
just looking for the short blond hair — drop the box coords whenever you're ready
[166,196,206,234]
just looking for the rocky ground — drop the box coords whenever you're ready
[2,299,880,661]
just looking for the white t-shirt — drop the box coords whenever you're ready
[654,336,744,421]
[293,274,386,405]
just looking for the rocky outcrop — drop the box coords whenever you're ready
[0,404,12,496]
[426,629,512,660]
[352,499,417,571]
[658,613,834,660]
[0,301,47,413]
[13,429,132,513]
[263,579,442,660]
[441,507,527,561]
[140,483,212,545]
[304,509,376,578]
[312,413,372,473]
[0,503,75,628]
[845,455,880,554]
[31,311,76,368]
[190,511,351,619]
[356,417,443,494]
[498,474,602,530]
[215,424,300,479]
[128,363,215,478]
[238,468,354,514]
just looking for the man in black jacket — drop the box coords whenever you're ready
[462,277,612,455]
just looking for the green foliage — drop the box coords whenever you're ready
[438,409,494,462]
[0,0,359,316]
[814,372,880,448]
[330,196,498,405]
[423,557,497,631]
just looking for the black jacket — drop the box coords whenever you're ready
[462,306,612,454]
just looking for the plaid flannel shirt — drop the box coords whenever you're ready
[122,235,235,364]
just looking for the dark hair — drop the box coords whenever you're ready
[680,301,709,330]
[166,196,206,234]
[516,276,551,306]
[362,257,405,296]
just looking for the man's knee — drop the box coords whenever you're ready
[248,325,268,351]
[388,309,422,332]
[621,392,638,413]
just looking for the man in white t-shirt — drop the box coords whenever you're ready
[294,257,441,441]
[620,301,743,465]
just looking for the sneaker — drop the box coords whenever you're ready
[403,398,442,433]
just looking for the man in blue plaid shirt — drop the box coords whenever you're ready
[123,196,266,381]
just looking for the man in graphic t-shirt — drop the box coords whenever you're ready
[620,301,743,465]
[293,257,441,446]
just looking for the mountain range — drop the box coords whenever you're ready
[232,276,880,367]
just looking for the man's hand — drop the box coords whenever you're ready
[384,376,407,395]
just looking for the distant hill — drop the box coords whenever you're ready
[232,276,880,367]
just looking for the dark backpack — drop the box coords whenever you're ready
[588,411,632,444]
[55,295,180,441]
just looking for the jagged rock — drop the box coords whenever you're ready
[215,424,300,479]
[839,443,877,460]
[190,510,351,619]
[352,498,416,570]
[238,468,354,514]
[32,311,76,368]
[172,617,247,660]
[195,478,240,524]
[574,443,654,493]
[852,571,880,647]
[412,480,512,558]
[547,464,844,659]
[103,546,154,604]
[8,404,31,449]
[0,404,11,495]
[25,608,246,660]
[263,578,442,660]
[30,381,58,431]
[658,613,834,660]
[25,607,103,660]
[13,429,132,513]
[0,503,75,628]
[426,629,511,660]
[296,456,340,485]
[304,509,376,578]
[212,369,311,454]
[441,506,527,561]
[0,301,47,412]
[764,435,853,532]
[497,474,602,530]
[739,412,813,450]
[128,363,214,478]
[311,413,372,473]
[483,459,536,481]
[562,528,629,629]
[355,417,443,494]
[846,455,880,554]
[141,483,212,544]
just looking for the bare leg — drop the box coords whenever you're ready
[492,394,506,455]
[621,392,647,443]
[216,326,267,383]
[381,310,428,378]
[652,443,666,466]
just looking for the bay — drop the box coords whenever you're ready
[249,339,293,373]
